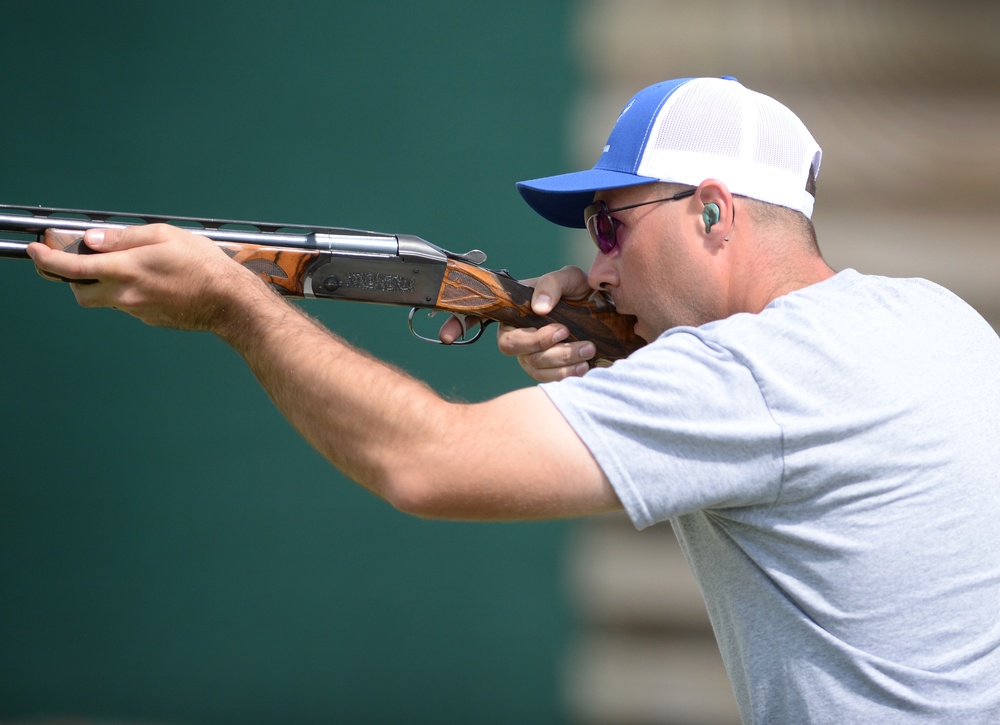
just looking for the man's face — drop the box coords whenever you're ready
[586,183,724,340]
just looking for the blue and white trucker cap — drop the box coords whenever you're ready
[517,77,822,228]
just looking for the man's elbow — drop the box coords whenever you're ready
[380,469,457,520]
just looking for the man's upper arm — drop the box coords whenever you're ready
[404,386,621,521]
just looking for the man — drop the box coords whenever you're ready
[28,77,1000,722]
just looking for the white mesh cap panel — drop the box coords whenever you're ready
[752,89,821,183]
[636,78,821,217]
[650,80,744,159]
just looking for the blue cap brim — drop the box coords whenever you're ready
[516,168,659,229]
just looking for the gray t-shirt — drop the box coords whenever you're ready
[542,269,1000,723]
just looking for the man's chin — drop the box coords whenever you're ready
[633,319,652,342]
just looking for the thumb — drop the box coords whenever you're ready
[82,227,119,251]
[531,265,592,315]
[83,224,171,252]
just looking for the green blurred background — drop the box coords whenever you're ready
[0,2,578,723]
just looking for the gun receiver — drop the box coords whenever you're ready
[0,204,645,364]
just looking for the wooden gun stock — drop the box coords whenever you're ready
[438,259,643,364]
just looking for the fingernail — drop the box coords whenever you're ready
[580,342,596,359]
[534,294,552,313]
[552,326,569,343]
[84,229,105,248]
[574,363,591,376]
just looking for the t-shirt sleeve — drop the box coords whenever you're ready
[540,328,785,529]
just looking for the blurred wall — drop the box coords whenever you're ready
[0,2,578,723]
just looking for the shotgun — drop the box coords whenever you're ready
[0,204,644,364]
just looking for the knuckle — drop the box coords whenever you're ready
[498,328,538,356]
[72,286,104,309]
[539,345,575,369]
[146,223,172,242]
[65,259,92,281]
[553,366,573,381]
[556,344,578,366]
[124,222,174,248]
[74,292,98,308]
[103,226,129,248]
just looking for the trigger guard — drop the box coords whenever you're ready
[407,308,492,346]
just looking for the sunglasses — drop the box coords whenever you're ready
[584,188,696,254]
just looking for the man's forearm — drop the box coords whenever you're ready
[214,271,448,503]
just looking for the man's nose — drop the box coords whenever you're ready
[588,251,617,291]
